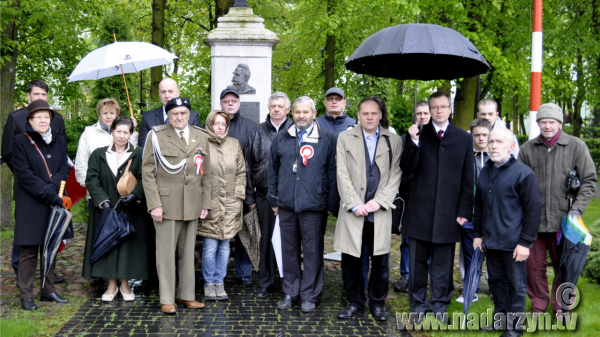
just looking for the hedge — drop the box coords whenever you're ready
[583,220,600,284]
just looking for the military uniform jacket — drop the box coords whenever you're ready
[142,123,212,221]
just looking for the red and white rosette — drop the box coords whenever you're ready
[194,154,204,175]
[300,145,314,166]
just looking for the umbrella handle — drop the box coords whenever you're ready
[113,32,135,119]
[113,199,121,210]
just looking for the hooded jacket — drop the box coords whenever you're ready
[244,115,294,204]
[198,111,247,240]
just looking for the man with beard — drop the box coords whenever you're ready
[268,96,338,313]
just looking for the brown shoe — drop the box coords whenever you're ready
[176,299,205,309]
[161,304,176,314]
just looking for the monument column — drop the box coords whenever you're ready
[204,2,279,123]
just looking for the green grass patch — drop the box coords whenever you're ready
[0,229,14,245]
[582,197,600,226]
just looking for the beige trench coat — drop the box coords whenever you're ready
[198,111,247,240]
[333,126,403,258]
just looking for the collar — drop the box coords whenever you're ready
[474,150,489,156]
[173,124,190,135]
[229,111,240,122]
[324,112,348,121]
[432,122,449,135]
[540,129,561,147]
[362,127,379,140]
[270,116,287,132]
[162,105,167,119]
[297,123,315,137]
[492,155,513,167]
[287,119,321,138]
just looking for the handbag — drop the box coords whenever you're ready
[117,148,138,196]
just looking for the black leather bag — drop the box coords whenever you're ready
[383,136,404,235]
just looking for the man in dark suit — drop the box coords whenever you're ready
[400,91,474,324]
[1,79,67,285]
[138,78,202,147]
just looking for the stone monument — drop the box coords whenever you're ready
[204,1,279,124]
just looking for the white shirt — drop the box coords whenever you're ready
[271,117,287,132]
[174,124,190,145]
[412,121,449,146]
[105,143,132,177]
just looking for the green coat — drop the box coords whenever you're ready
[82,144,150,280]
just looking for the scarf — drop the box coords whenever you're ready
[541,129,561,148]
[40,127,53,144]
[99,120,111,133]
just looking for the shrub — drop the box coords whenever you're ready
[582,221,600,284]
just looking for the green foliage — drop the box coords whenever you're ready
[584,139,600,174]
[0,315,42,337]
[71,198,90,224]
[583,220,600,284]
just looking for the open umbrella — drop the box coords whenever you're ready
[240,209,261,271]
[556,215,592,287]
[67,38,177,117]
[41,181,73,287]
[345,22,491,123]
[462,247,485,327]
[90,200,135,263]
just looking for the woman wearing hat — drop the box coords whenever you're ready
[11,99,71,310]
[82,116,150,302]
[198,110,246,301]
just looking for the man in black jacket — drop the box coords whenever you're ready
[245,92,294,298]
[400,91,474,322]
[1,79,67,284]
[473,128,542,336]
[268,96,338,313]
[220,87,257,285]
[138,78,202,147]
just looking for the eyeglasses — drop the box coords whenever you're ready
[221,99,240,105]
[32,116,51,121]
[326,96,344,102]
[213,122,227,128]
[430,105,450,111]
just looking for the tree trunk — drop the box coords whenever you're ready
[151,0,166,99]
[519,113,526,135]
[573,53,585,138]
[214,0,235,30]
[453,76,478,131]
[0,1,19,227]
[512,88,519,134]
[437,80,452,96]
[323,0,336,91]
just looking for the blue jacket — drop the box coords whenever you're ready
[268,121,338,214]
[473,156,542,251]
[315,113,356,137]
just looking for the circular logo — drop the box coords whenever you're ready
[557,282,580,310]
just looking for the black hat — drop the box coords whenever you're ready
[27,99,55,120]
[220,87,240,99]
[165,97,191,113]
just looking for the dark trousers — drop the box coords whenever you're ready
[487,249,527,330]
[12,243,20,274]
[18,245,55,299]
[256,194,277,288]
[460,222,480,292]
[408,238,455,314]
[342,220,389,310]
[278,208,326,303]
[527,233,560,312]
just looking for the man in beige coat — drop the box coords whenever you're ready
[334,96,402,321]
[142,97,212,314]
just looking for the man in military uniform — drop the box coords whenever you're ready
[142,97,212,314]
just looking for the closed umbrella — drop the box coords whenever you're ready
[462,247,485,327]
[556,215,592,287]
[240,209,261,271]
[90,201,135,263]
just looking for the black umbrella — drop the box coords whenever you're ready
[90,201,135,263]
[556,215,592,287]
[42,206,73,287]
[462,247,485,327]
[345,22,491,123]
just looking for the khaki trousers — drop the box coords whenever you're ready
[154,219,198,305]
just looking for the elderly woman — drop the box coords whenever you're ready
[82,117,150,301]
[199,110,246,301]
[12,99,71,310]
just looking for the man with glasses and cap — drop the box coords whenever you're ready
[142,97,211,314]
[316,87,356,137]
[219,87,257,285]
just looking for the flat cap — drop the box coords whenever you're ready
[165,97,191,113]
[220,87,240,99]
[536,103,563,123]
[325,87,345,98]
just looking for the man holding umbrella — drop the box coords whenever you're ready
[142,97,211,314]
[400,91,474,323]
[473,128,542,336]
[518,103,597,314]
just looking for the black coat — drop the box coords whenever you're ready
[1,106,67,172]
[244,116,293,204]
[227,111,257,154]
[12,124,71,246]
[138,106,202,147]
[268,121,339,214]
[400,123,474,244]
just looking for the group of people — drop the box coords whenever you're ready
[2,79,597,337]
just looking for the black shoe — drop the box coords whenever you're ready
[21,298,37,311]
[256,286,269,298]
[338,304,363,319]
[40,292,69,303]
[277,295,294,310]
[370,306,387,321]
[301,301,316,313]
[394,276,409,292]
[54,273,65,284]
[500,330,523,337]
[241,276,254,286]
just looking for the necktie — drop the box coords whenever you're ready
[438,130,444,140]
[164,115,169,124]
[180,131,187,147]
[298,130,306,144]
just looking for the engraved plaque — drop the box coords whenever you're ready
[240,102,260,124]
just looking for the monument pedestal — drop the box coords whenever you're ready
[204,7,279,124]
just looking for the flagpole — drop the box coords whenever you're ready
[529,0,542,139]
[113,32,135,118]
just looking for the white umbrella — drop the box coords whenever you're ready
[271,215,283,277]
[67,41,177,82]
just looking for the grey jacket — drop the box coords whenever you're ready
[519,131,597,233]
